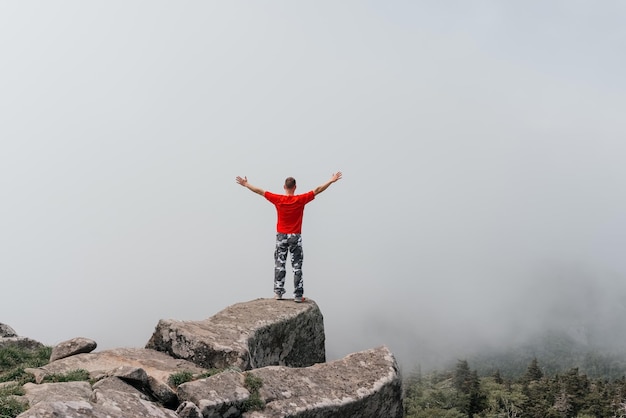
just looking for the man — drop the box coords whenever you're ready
[235,172,342,302]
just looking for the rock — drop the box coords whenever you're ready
[90,379,179,418]
[11,299,403,417]
[49,337,97,362]
[17,382,180,418]
[29,347,206,405]
[0,323,44,350]
[17,377,180,418]
[0,322,18,337]
[177,401,203,418]
[0,336,44,351]
[177,369,251,417]
[146,298,326,370]
[174,346,403,418]
[244,346,403,418]
[105,365,148,386]
[16,400,103,418]
[22,382,92,406]
[92,376,152,400]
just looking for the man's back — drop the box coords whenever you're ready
[264,191,315,234]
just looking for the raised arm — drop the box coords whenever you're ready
[313,171,342,195]
[236,176,265,196]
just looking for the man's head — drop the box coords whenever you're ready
[284,177,296,194]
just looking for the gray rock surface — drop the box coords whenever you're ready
[245,345,403,418]
[17,382,180,418]
[18,378,180,418]
[1,322,18,337]
[29,347,206,405]
[177,369,251,417]
[22,381,92,406]
[90,380,179,418]
[92,376,152,400]
[146,298,326,370]
[49,337,97,362]
[0,323,44,350]
[177,401,203,418]
[0,336,44,350]
[175,346,402,418]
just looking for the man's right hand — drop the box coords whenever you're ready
[236,176,248,187]
[236,176,265,196]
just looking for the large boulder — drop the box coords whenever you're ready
[176,346,403,418]
[146,298,326,370]
[1,322,18,337]
[0,323,44,350]
[27,347,207,405]
[49,337,97,362]
[177,369,251,417]
[17,377,179,418]
[21,381,92,405]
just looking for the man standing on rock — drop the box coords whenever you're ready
[235,172,342,303]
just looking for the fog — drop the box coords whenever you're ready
[2,2,626,373]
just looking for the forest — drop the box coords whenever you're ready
[403,332,626,418]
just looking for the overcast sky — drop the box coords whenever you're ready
[2,1,626,372]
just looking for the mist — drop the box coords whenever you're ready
[2,1,626,374]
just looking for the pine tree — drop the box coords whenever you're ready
[453,360,487,417]
[493,369,503,384]
[454,360,471,393]
[524,357,543,382]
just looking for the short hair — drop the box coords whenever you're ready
[284,177,296,189]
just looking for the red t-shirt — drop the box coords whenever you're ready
[264,191,315,234]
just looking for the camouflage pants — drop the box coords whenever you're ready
[274,233,304,297]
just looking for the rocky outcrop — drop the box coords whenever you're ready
[18,378,179,418]
[49,337,97,362]
[0,322,44,350]
[27,347,207,405]
[146,298,326,370]
[3,298,403,417]
[177,369,250,417]
[178,346,403,418]
[1,323,18,337]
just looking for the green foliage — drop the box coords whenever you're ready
[197,367,228,379]
[492,369,503,384]
[452,361,487,417]
[523,357,543,382]
[482,377,527,417]
[0,345,52,418]
[242,394,265,412]
[242,372,265,412]
[41,369,90,383]
[405,357,626,418]
[0,346,51,386]
[467,331,626,381]
[0,368,33,385]
[0,383,27,417]
[168,367,233,388]
[408,408,465,418]
[454,360,471,393]
[244,373,263,393]
[0,346,51,377]
[168,370,194,387]
[0,395,27,418]
[404,370,463,417]
[0,348,24,370]
[0,384,23,398]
